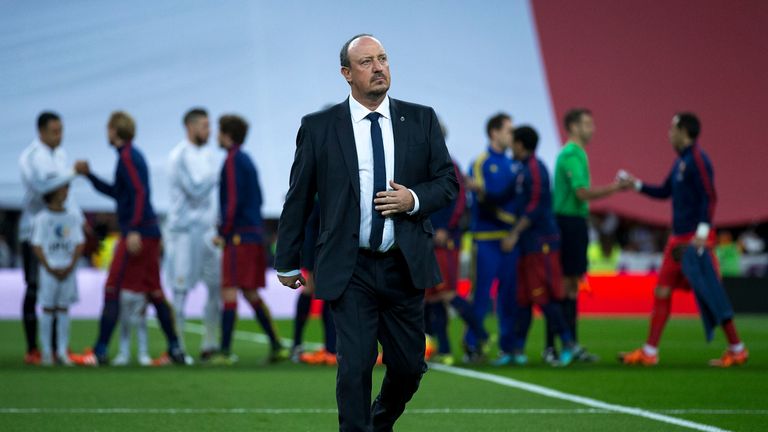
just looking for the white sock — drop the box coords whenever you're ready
[173,290,187,351]
[729,343,745,353]
[643,344,658,356]
[55,311,70,359]
[39,311,54,358]
[118,318,130,358]
[138,317,149,357]
[203,285,221,351]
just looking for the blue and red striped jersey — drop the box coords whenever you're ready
[86,143,160,238]
[640,144,716,235]
[430,159,467,246]
[515,155,560,255]
[218,146,264,244]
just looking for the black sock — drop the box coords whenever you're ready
[151,298,180,349]
[322,302,337,354]
[544,302,558,350]
[293,293,312,348]
[432,302,451,354]
[450,296,488,342]
[95,299,120,356]
[221,308,236,353]
[253,301,281,350]
[51,315,58,354]
[22,289,38,352]
[563,298,578,343]
[514,305,533,352]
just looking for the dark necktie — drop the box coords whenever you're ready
[366,112,386,250]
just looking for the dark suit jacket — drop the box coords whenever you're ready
[276,97,458,301]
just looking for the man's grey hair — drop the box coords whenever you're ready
[340,33,374,68]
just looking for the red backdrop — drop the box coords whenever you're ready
[532,0,768,226]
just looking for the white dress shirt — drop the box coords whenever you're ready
[18,139,81,241]
[277,95,421,277]
[166,138,219,231]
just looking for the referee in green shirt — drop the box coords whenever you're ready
[548,108,627,364]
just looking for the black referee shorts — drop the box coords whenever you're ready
[556,215,588,277]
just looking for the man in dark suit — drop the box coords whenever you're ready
[276,34,457,431]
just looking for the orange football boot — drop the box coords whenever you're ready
[618,348,658,366]
[24,349,41,365]
[300,349,329,365]
[709,349,749,368]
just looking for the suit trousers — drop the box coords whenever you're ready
[330,249,428,432]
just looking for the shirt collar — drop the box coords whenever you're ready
[349,94,390,124]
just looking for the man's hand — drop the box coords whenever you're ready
[464,175,482,193]
[374,181,414,216]
[501,231,519,253]
[126,231,142,255]
[74,160,90,176]
[278,273,307,290]
[434,228,450,248]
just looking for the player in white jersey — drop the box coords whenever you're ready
[19,112,83,365]
[165,108,222,362]
[31,177,84,366]
[113,289,152,366]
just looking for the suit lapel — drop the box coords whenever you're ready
[390,98,409,182]
[335,99,360,203]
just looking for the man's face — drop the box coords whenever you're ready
[341,37,391,100]
[54,184,70,205]
[218,131,232,149]
[39,119,63,149]
[494,118,514,149]
[575,113,595,143]
[668,116,686,151]
[188,116,210,145]
[511,140,525,160]
[107,126,118,147]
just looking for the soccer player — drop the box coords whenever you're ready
[503,125,575,367]
[31,177,84,366]
[291,200,338,366]
[424,158,488,365]
[464,113,521,362]
[75,111,186,365]
[550,108,625,365]
[18,111,82,364]
[166,108,222,362]
[113,288,152,367]
[213,114,288,364]
[618,113,748,367]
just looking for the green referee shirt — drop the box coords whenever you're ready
[554,141,590,218]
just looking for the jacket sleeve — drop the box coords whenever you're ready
[408,108,458,216]
[691,150,717,225]
[275,118,319,272]
[86,173,117,199]
[640,166,673,199]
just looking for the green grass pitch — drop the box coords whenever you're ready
[0,315,766,431]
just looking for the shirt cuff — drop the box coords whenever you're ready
[277,269,301,277]
[634,180,643,191]
[407,189,420,215]
[695,223,711,239]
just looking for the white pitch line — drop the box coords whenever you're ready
[430,364,732,432]
[1,408,765,415]
[173,322,736,431]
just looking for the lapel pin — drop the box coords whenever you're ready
[400,116,405,122]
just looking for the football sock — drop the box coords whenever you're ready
[151,298,180,348]
[23,286,38,352]
[95,298,120,355]
[514,305,533,351]
[39,311,53,357]
[721,319,742,347]
[647,296,671,348]
[172,290,187,350]
[541,302,573,346]
[544,309,556,350]
[431,302,450,354]
[563,298,578,343]
[221,302,237,353]
[450,296,488,342]
[252,299,281,350]
[293,292,312,348]
[321,302,337,354]
[137,316,149,357]
[55,311,70,359]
